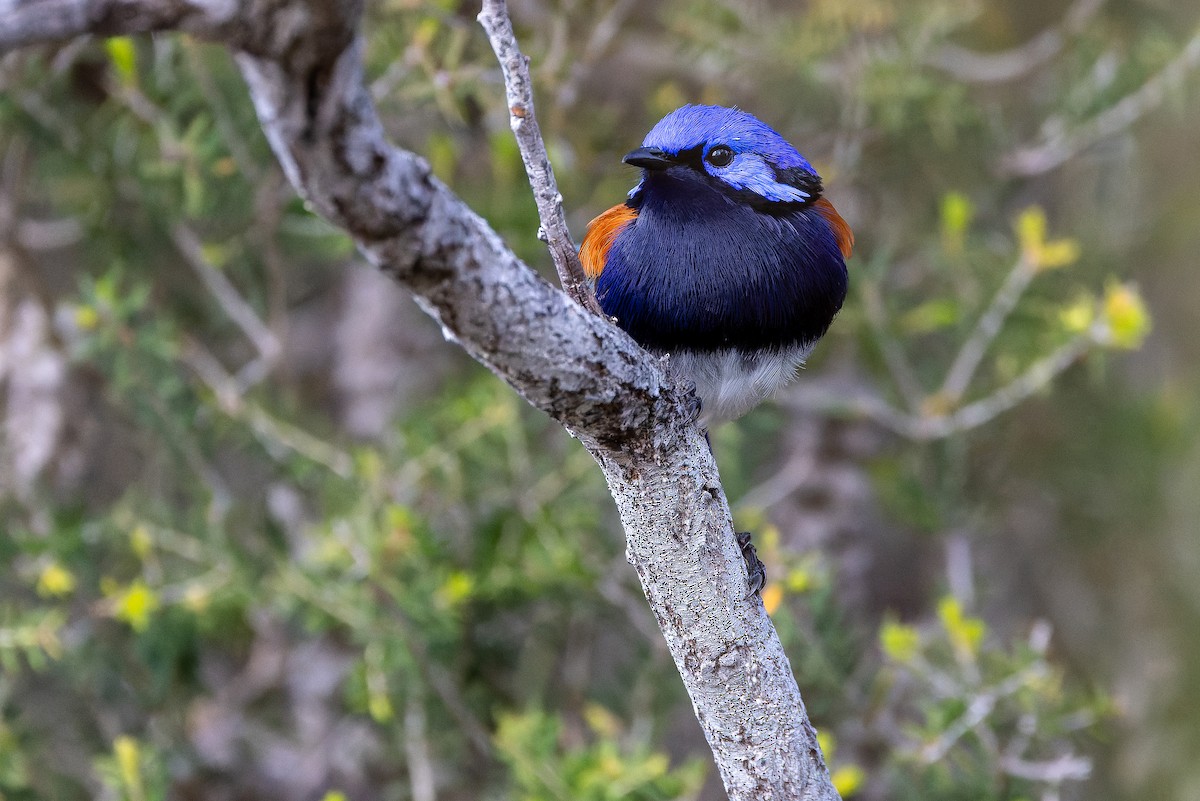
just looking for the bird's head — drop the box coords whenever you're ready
[623,105,822,209]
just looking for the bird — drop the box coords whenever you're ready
[579,104,853,596]
[580,104,852,426]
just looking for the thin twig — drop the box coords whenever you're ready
[181,38,263,182]
[787,328,1099,441]
[180,340,353,477]
[15,217,82,251]
[784,383,924,439]
[555,0,638,108]
[734,446,817,511]
[1003,26,1200,175]
[940,255,1036,403]
[926,0,1104,84]
[934,331,1096,437]
[172,224,282,382]
[861,279,926,409]
[999,754,1093,783]
[595,551,669,645]
[390,611,495,759]
[115,79,283,389]
[477,0,603,315]
[919,663,1048,762]
[404,688,438,801]
[10,86,82,151]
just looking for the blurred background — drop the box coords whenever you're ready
[1,0,1198,799]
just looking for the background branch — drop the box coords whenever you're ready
[940,254,1036,403]
[786,330,1097,442]
[1003,25,1200,175]
[926,0,1104,84]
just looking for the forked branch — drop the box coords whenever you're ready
[0,1,839,799]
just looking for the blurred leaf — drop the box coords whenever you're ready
[900,299,961,334]
[583,703,621,739]
[426,131,457,180]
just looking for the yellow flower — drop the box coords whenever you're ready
[36,562,76,598]
[436,571,474,607]
[940,191,973,255]
[1101,282,1150,350]
[761,583,784,615]
[182,583,210,613]
[1015,207,1047,262]
[584,703,621,738]
[1015,206,1080,271]
[129,524,153,560]
[817,730,836,761]
[1059,296,1095,334]
[113,736,145,801]
[879,618,921,663]
[367,692,394,724]
[112,581,160,632]
[831,764,866,796]
[104,37,138,84]
[1037,238,1081,270]
[73,304,100,331]
[937,596,985,661]
[211,157,237,177]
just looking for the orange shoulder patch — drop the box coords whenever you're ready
[814,197,854,260]
[580,203,637,280]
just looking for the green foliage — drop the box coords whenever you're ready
[94,736,169,801]
[1,1,1196,799]
[876,602,1108,801]
[494,706,706,800]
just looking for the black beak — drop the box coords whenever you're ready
[622,147,676,170]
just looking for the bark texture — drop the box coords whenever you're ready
[0,2,840,798]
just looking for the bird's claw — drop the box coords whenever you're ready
[737,530,767,600]
[677,378,702,423]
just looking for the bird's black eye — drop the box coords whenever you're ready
[705,146,734,167]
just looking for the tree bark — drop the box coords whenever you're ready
[0,2,840,798]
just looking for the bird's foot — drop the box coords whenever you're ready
[736,531,767,600]
[677,378,702,423]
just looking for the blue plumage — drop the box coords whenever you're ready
[640,105,819,203]
[582,104,851,424]
[599,167,846,352]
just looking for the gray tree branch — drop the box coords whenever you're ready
[477,0,602,316]
[0,2,839,798]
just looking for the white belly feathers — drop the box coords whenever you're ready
[665,345,815,427]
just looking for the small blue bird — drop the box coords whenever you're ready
[581,104,852,427]
[580,105,853,595]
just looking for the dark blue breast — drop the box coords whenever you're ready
[596,169,848,353]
